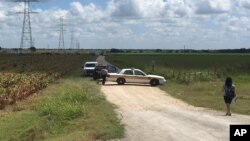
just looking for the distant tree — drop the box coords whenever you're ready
[239,48,246,53]
[0,46,2,50]
[29,46,36,52]
[110,48,124,53]
[155,49,162,53]
[139,50,143,53]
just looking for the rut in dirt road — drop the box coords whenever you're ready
[102,83,250,141]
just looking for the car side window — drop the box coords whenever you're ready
[135,70,145,76]
[124,70,133,75]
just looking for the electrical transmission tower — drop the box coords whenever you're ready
[70,30,75,49]
[76,38,80,50]
[7,0,48,50]
[58,17,66,50]
[15,0,38,49]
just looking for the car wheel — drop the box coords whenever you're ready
[117,78,125,85]
[150,79,159,86]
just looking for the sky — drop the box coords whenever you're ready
[1,0,250,49]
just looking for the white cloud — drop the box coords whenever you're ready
[110,0,140,18]
[195,0,232,14]
[70,2,105,22]
[0,10,6,21]
[1,0,250,49]
[109,0,194,18]
[135,0,166,17]
[70,2,84,15]
[239,0,250,9]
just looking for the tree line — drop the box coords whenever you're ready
[108,48,250,53]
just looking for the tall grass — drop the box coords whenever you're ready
[37,88,88,121]
[0,76,124,141]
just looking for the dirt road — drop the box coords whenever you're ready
[101,83,250,141]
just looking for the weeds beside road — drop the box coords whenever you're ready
[0,55,124,141]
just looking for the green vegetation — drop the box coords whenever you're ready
[0,54,92,109]
[0,54,123,141]
[107,53,250,82]
[107,53,250,115]
[0,73,123,141]
[161,79,250,115]
[108,53,250,72]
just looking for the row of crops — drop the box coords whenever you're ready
[0,54,91,109]
[107,53,250,83]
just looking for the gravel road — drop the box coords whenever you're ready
[101,83,250,141]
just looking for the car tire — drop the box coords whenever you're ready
[117,78,125,85]
[150,79,159,86]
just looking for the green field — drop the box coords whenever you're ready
[108,53,250,73]
[108,53,250,69]
[0,54,124,141]
[107,53,250,115]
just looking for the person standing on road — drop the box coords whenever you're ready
[222,77,236,116]
[101,68,108,85]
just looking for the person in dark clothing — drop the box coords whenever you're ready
[101,68,108,85]
[222,77,236,116]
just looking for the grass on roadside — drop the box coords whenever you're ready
[161,77,250,115]
[0,73,124,141]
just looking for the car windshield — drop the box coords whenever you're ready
[85,64,96,67]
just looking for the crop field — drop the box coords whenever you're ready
[0,53,124,140]
[106,53,250,115]
[0,54,90,109]
[107,53,250,82]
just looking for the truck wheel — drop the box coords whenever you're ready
[117,78,125,85]
[150,79,159,86]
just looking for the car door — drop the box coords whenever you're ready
[123,70,135,83]
[134,70,149,83]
